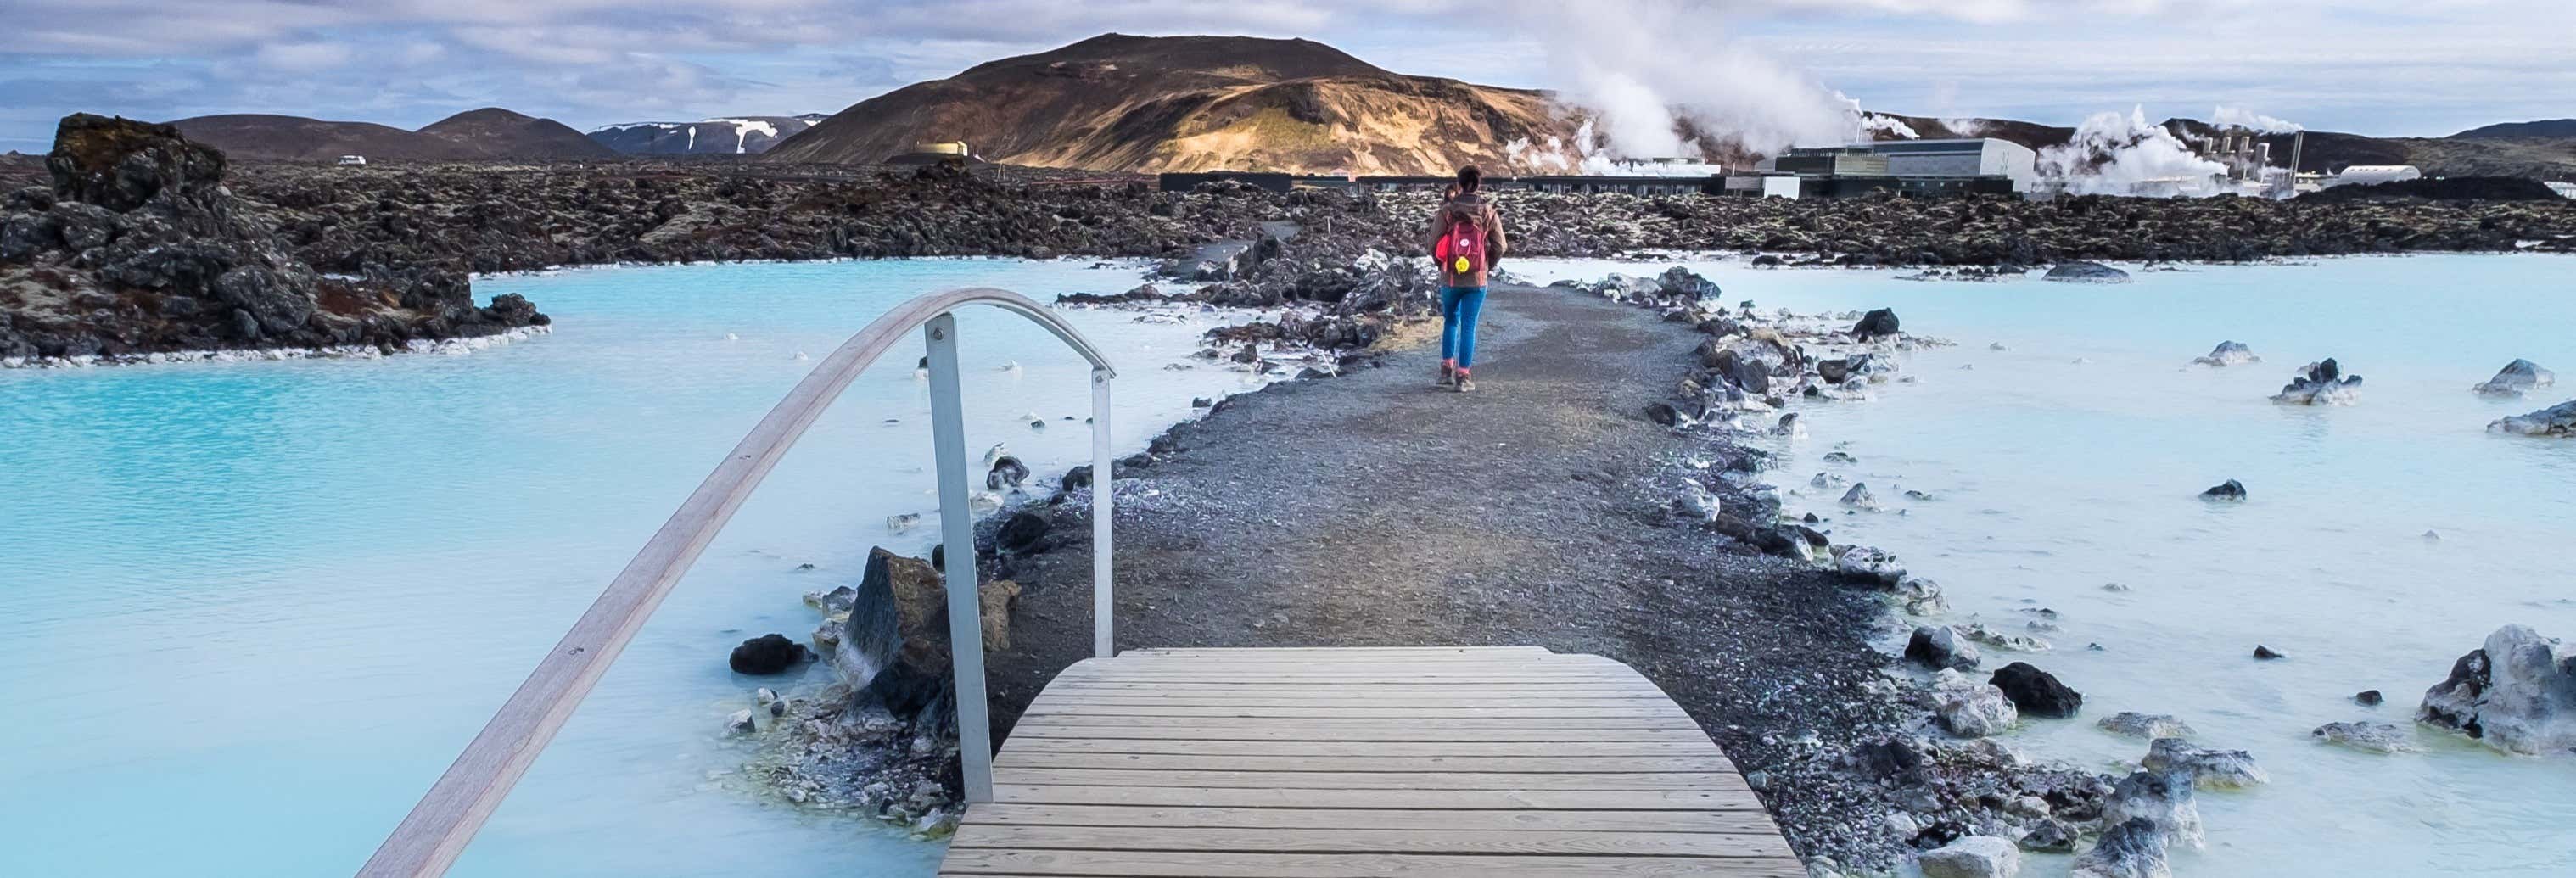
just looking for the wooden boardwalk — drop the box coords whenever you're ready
[938,646,1803,877]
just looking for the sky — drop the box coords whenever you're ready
[3,0,2570,154]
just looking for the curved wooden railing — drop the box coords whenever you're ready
[357,288,1120,876]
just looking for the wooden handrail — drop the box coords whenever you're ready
[357,288,1117,876]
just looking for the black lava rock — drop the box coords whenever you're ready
[2254,645,2286,660]
[1851,308,1900,340]
[2355,689,2383,706]
[1989,662,2084,717]
[2200,478,2247,501]
[727,633,812,674]
[996,511,1051,554]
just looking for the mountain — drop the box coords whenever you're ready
[167,114,446,162]
[167,108,612,162]
[762,34,1590,175]
[2452,120,2576,140]
[589,115,828,155]
[416,108,617,159]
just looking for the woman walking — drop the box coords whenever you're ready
[1425,165,1508,391]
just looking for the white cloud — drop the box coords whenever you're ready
[253,41,354,73]
[1,0,2571,149]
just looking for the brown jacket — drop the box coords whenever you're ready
[1423,191,1507,288]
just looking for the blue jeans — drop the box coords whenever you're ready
[1441,286,1487,369]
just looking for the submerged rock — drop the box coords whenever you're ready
[2418,624,2576,755]
[1989,662,2084,718]
[2254,645,2285,660]
[1835,545,1906,585]
[2355,689,2384,706]
[2472,359,2555,396]
[2102,769,2203,850]
[2097,712,2194,740]
[2044,261,2131,283]
[2142,737,2269,788]
[2192,340,2260,366]
[1839,482,1879,510]
[2271,358,2364,405]
[2488,400,2576,437]
[1907,625,1984,671]
[2073,816,2174,878]
[1852,308,1901,341]
[2199,479,2247,501]
[1917,836,2019,878]
[728,633,814,675]
[2018,819,2078,853]
[985,455,1030,489]
[1934,669,2019,737]
[2313,720,2418,753]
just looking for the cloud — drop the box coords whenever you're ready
[253,42,354,73]
[1,0,2571,150]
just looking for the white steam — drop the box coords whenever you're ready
[1496,0,1890,157]
[2211,105,2304,133]
[2040,106,2228,197]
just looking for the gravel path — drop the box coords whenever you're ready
[983,283,1910,867]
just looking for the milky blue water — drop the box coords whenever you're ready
[1525,254,2576,876]
[0,259,1274,877]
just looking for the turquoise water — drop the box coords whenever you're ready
[0,259,1269,877]
[1526,254,2576,876]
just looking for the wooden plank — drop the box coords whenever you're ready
[1016,715,1703,730]
[962,804,1782,831]
[1025,685,1669,700]
[1039,683,1666,696]
[1005,715,1710,736]
[998,739,1725,758]
[1021,704,1692,719]
[989,769,1748,791]
[936,850,1805,878]
[1123,643,1545,648]
[950,650,1796,876]
[991,785,1763,810]
[949,824,1798,858]
[992,752,1742,774]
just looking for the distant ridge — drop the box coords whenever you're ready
[762,33,1593,175]
[588,115,828,155]
[169,108,613,161]
[2452,120,2576,140]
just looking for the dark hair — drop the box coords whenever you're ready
[1457,165,1482,192]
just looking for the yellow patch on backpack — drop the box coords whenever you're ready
[1453,256,1470,274]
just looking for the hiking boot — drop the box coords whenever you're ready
[1436,360,1457,388]
[1455,373,1476,393]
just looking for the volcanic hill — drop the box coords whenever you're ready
[762,34,1592,176]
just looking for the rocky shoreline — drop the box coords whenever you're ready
[14,112,2573,365]
[199,159,2576,275]
[2,115,548,365]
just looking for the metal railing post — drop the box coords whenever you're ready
[921,312,995,804]
[1089,368,1114,657]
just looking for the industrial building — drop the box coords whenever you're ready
[1872,139,2039,192]
[1733,137,2034,199]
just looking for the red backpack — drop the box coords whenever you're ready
[1438,210,1487,279]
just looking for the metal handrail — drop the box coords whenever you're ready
[357,287,1117,876]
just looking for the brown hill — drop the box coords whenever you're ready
[169,114,456,161]
[417,108,616,159]
[763,34,1591,175]
[168,109,612,162]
